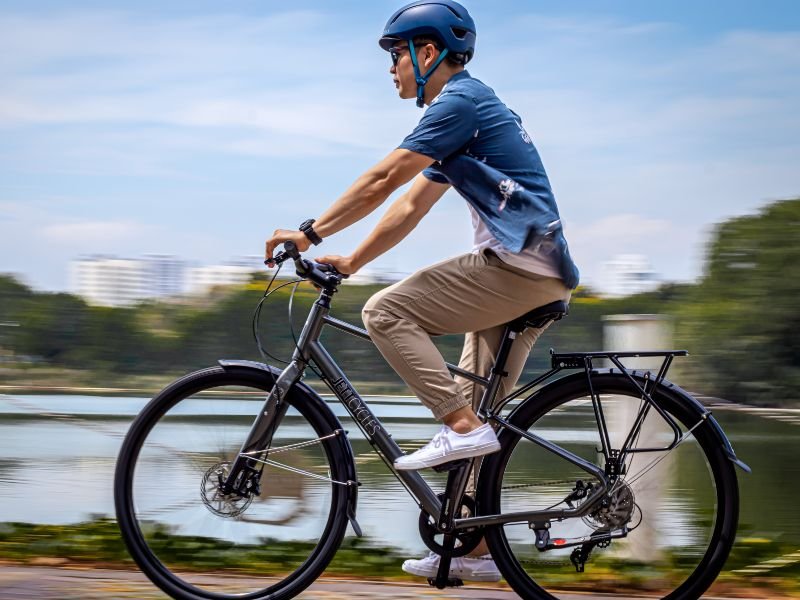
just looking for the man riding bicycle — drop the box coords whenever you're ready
[265,0,579,582]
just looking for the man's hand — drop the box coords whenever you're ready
[315,254,358,275]
[265,229,310,266]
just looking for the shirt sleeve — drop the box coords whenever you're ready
[398,92,478,162]
[422,165,449,183]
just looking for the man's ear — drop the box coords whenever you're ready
[425,44,438,68]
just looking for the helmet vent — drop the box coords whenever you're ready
[451,26,468,40]
[440,4,461,18]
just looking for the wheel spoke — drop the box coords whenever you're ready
[115,370,350,599]
[485,375,738,599]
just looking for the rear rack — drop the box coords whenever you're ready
[549,349,691,455]
[551,349,688,372]
[490,349,693,457]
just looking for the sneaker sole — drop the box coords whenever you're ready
[394,440,501,471]
[401,562,501,582]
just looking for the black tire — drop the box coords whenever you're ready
[114,366,352,600]
[479,372,739,600]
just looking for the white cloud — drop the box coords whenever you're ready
[40,219,155,245]
[566,214,703,288]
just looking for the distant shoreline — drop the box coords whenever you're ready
[0,384,417,399]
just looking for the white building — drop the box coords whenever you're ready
[71,256,148,306]
[71,255,186,307]
[185,257,263,295]
[146,254,185,298]
[599,254,660,298]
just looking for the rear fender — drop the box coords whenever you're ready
[217,359,363,531]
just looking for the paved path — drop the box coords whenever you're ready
[0,566,520,599]
[0,565,764,600]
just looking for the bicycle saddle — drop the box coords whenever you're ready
[509,300,569,332]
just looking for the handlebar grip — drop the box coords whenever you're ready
[268,241,345,288]
[284,241,301,259]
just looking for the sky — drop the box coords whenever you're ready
[1,0,799,293]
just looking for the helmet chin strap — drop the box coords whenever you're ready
[408,39,450,108]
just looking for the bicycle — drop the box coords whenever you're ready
[114,241,749,600]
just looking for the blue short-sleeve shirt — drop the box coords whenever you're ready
[398,70,580,289]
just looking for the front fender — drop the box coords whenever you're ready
[217,359,363,530]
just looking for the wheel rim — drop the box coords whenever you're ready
[121,380,343,598]
[487,380,735,598]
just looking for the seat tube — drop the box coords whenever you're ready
[476,326,517,418]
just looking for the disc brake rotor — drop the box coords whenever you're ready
[583,480,636,530]
[200,462,254,518]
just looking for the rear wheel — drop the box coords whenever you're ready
[114,366,351,600]
[481,373,739,599]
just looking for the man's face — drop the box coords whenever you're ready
[389,42,436,100]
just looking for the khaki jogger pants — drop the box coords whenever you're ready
[362,249,572,420]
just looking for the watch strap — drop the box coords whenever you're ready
[299,219,323,245]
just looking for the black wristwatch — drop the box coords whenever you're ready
[299,218,323,246]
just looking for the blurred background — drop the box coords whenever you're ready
[1,0,798,597]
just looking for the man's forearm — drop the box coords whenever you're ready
[350,195,428,271]
[311,149,435,240]
[313,169,392,239]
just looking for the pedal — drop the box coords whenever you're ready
[427,577,463,589]
[432,459,469,473]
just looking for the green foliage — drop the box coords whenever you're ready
[0,198,798,405]
[675,199,800,404]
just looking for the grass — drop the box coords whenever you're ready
[0,519,798,596]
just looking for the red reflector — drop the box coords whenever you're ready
[553,539,567,546]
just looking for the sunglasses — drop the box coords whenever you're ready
[389,45,410,67]
[390,41,442,66]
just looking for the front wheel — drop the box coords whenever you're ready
[114,366,351,600]
[480,372,739,599]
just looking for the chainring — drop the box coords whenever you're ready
[418,493,483,558]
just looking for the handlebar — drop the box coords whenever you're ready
[266,241,348,289]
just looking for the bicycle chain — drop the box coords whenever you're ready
[499,478,576,491]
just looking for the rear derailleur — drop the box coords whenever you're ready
[569,537,610,573]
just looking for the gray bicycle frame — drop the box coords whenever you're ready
[230,286,615,531]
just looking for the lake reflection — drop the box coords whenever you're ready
[0,393,797,555]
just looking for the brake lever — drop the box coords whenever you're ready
[264,251,288,268]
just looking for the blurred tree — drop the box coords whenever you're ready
[676,198,800,405]
[14,293,89,365]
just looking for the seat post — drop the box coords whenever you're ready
[476,325,518,418]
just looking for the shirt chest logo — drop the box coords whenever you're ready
[515,119,532,144]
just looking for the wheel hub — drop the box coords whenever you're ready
[200,462,253,518]
[583,480,636,530]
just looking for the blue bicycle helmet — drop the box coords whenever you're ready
[379,0,477,107]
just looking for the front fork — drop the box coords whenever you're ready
[220,361,303,496]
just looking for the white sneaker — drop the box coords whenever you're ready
[394,424,500,470]
[402,551,502,582]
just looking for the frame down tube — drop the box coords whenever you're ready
[309,339,443,520]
